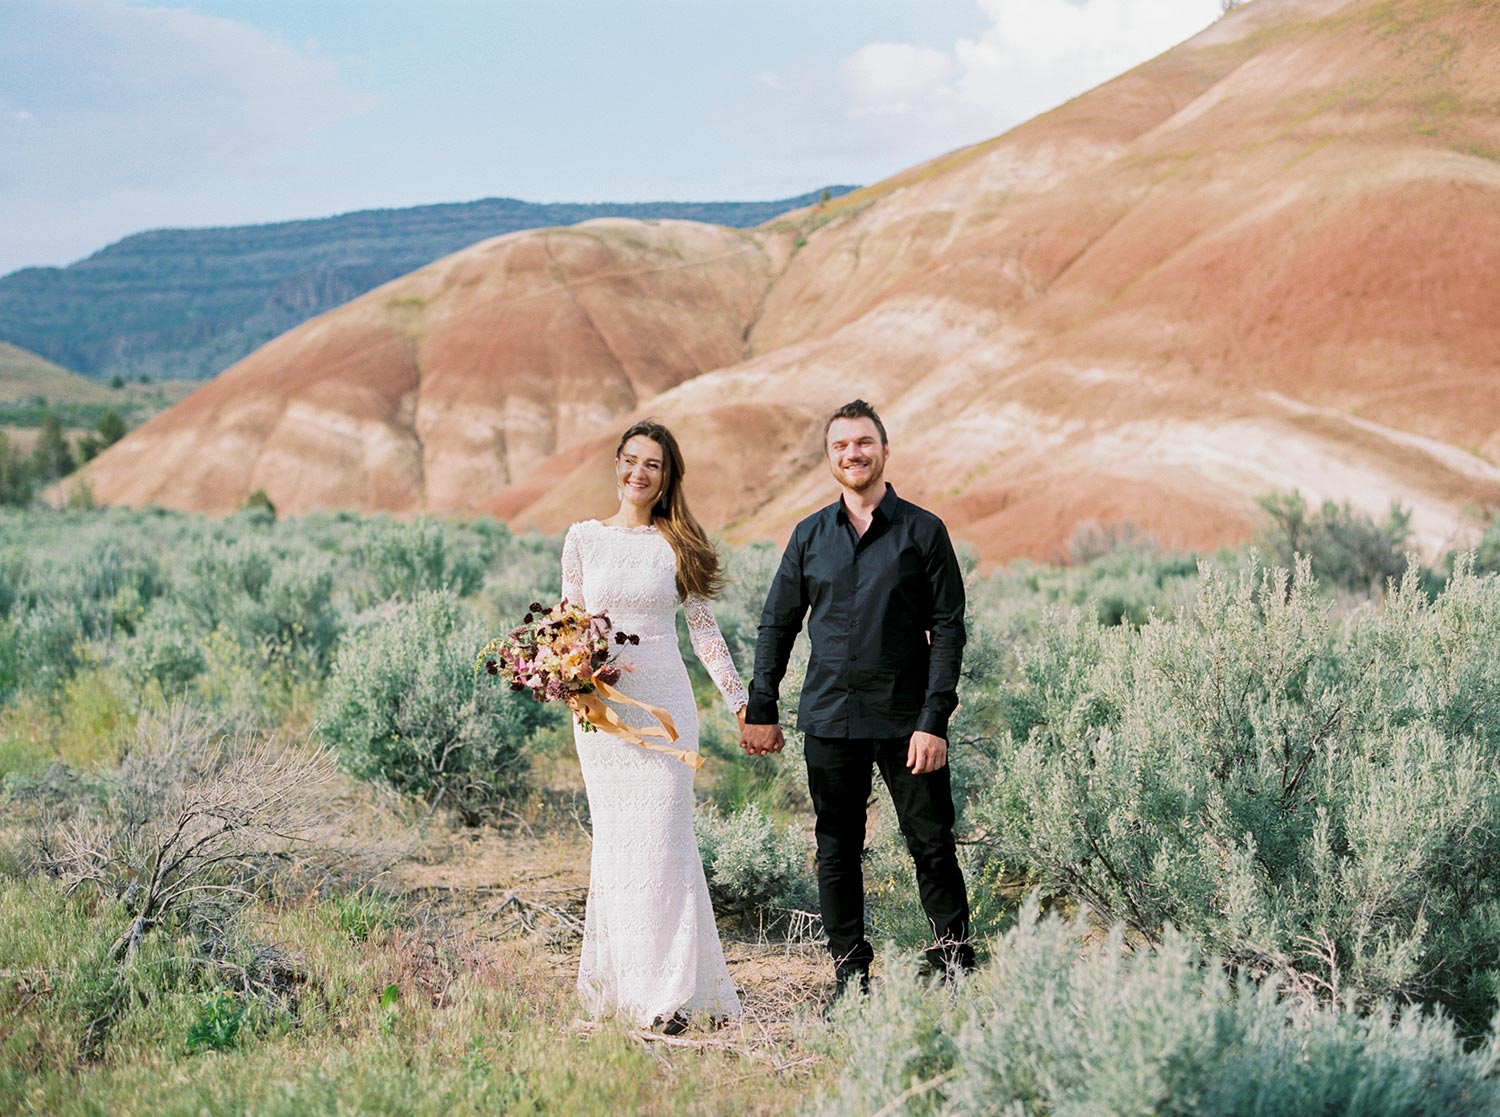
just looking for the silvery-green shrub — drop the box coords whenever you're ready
[119,604,207,700]
[317,591,543,817]
[695,802,814,920]
[172,539,341,672]
[0,618,18,705]
[356,518,486,604]
[11,601,83,696]
[813,899,1500,1117]
[479,534,564,624]
[974,558,1500,1027]
[0,550,22,620]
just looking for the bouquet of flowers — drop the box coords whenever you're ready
[477,599,630,703]
[476,600,701,769]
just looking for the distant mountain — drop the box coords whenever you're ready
[75,0,1500,563]
[0,189,856,382]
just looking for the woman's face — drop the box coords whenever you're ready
[616,434,667,510]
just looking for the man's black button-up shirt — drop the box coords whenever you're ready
[747,484,966,740]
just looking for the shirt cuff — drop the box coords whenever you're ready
[915,709,950,739]
[745,694,780,725]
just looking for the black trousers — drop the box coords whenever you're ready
[803,733,974,973]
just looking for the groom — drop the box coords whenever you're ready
[740,399,974,1000]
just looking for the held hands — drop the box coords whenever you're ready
[739,713,785,757]
[907,730,948,774]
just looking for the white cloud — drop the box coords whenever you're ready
[841,44,957,118]
[0,0,372,269]
[832,0,1221,160]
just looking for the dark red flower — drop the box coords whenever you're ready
[627,633,640,646]
[485,660,499,675]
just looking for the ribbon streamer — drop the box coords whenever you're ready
[568,679,703,771]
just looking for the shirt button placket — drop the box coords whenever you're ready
[849,547,859,736]
[850,550,860,666]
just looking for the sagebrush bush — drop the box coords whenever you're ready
[173,538,342,672]
[317,592,547,816]
[1257,489,1415,595]
[66,541,169,641]
[119,603,207,699]
[695,802,814,921]
[357,518,487,604]
[814,899,1500,1117]
[975,558,1500,1027]
[971,541,1205,635]
[0,550,22,619]
[12,600,84,695]
[0,617,18,706]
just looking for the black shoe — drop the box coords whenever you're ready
[652,1011,691,1036]
[923,943,976,984]
[823,965,870,1019]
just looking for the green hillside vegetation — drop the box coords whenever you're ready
[0,189,858,383]
[0,343,195,504]
[0,342,195,417]
[0,342,121,403]
[4,503,1500,1114]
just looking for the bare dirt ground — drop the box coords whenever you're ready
[388,798,835,1058]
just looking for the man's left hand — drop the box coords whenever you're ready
[907,731,948,774]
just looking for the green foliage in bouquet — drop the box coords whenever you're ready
[317,591,549,819]
[973,557,1500,1029]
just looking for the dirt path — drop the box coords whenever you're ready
[389,819,833,1047]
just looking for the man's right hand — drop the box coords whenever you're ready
[740,722,785,757]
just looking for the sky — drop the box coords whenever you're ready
[0,0,1224,276]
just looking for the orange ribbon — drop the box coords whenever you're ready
[567,680,703,771]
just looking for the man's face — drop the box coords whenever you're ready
[826,416,888,495]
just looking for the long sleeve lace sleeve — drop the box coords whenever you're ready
[561,526,585,606]
[684,593,748,715]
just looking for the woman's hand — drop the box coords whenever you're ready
[736,706,747,732]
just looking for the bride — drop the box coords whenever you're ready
[560,418,748,1032]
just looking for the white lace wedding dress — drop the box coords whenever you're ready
[561,519,746,1025]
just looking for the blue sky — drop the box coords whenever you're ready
[0,0,1221,275]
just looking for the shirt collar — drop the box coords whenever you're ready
[831,483,900,525]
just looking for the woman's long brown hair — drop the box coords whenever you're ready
[616,419,724,600]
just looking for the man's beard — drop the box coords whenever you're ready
[837,458,885,493]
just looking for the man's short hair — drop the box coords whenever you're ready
[824,399,888,446]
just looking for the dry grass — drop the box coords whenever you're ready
[393,813,840,1047]
[33,707,338,959]
[3,698,837,1114]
